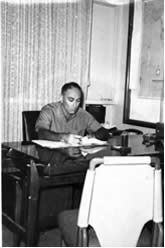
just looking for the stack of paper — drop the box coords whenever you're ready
[81,146,106,156]
[32,136,107,149]
[80,136,107,146]
[32,140,70,148]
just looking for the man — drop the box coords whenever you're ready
[35,82,109,145]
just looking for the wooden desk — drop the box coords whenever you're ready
[2,135,163,246]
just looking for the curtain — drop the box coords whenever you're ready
[1,0,93,142]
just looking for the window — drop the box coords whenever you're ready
[123,0,164,128]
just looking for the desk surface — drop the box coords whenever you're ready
[2,135,161,176]
[2,134,163,240]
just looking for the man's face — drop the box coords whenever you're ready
[62,87,81,115]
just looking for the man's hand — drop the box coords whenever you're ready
[63,134,82,145]
[66,147,82,158]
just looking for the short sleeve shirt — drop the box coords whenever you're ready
[35,102,101,136]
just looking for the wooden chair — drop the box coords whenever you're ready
[58,156,163,247]
[2,152,85,246]
[2,157,40,246]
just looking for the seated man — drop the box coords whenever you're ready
[35,82,109,145]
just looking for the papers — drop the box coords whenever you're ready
[81,146,106,156]
[32,136,107,149]
[80,136,107,146]
[32,140,71,148]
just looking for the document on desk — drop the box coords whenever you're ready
[80,136,107,146]
[81,146,107,156]
[32,136,107,149]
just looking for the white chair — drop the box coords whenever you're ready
[58,156,163,247]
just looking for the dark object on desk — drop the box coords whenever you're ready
[58,156,163,247]
[121,132,129,147]
[94,127,110,141]
[143,133,156,146]
[111,145,131,155]
[143,123,164,148]
[109,128,143,137]
[123,128,143,135]
[22,111,40,141]
[86,104,105,124]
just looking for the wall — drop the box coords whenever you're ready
[87,2,117,103]
[88,1,155,134]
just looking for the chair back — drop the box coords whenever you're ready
[77,156,163,247]
[22,111,40,141]
[85,104,105,124]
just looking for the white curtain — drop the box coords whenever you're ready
[1,0,93,141]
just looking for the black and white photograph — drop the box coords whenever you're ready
[1,0,164,246]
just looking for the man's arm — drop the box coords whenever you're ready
[35,106,81,144]
[84,111,110,141]
[38,128,82,144]
[38,128,66,141]
[93,127,110,141]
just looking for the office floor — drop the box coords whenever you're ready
[2,225,61,247]
[2,223,156,247]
